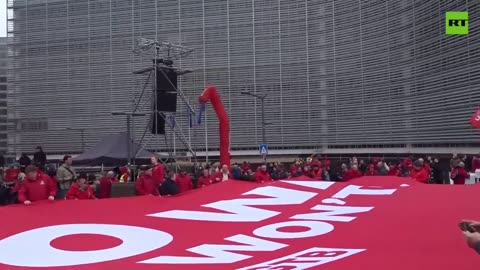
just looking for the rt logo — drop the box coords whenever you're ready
[446,12,468,35]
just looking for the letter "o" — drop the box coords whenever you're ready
[0,224,173,267]
[253,221,334,239]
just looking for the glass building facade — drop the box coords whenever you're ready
[7,0,480,156]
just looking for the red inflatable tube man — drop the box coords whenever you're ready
[198,86,231,167]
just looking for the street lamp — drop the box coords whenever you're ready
[241,91,268,162]
[111,112,147,165]
[66,128,86,152]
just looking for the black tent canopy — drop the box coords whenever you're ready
[74,133,154,165]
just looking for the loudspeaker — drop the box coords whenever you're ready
[150,112,165,135]
[156,68,177,112]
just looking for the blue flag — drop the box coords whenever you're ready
[197,104,205,125]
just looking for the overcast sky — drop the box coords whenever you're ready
[0,0,6,37]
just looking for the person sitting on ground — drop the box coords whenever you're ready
[18,165,56,205]
[410,160,429,183]
[255,165,272,183]
[66,173,96,200]
[212,164,231,183]
[461,220,480,255]
[135,167,159,196]
[197,169,212,188]
[175,169,193,193]
[159,171,179,196]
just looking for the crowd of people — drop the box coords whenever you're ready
[0,151,479,206]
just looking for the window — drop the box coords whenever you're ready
[0,77,6,83]
[0,86,6,90]
[0,93,6,99]
[19,120,48,131]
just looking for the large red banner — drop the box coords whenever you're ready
[0,177,478,270]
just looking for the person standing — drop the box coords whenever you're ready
[56,155,76,198]
[175,169,193,193]
[151,156,165,185]
[33,146,47,170]
[18,165,56,204]
[66,174,96,200]
[450,162,470,185]
[135,168,160,196]
[410,160,429,183]
[197,169,212,188]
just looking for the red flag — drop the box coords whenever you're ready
[470,107,480,128]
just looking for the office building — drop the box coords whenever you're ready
[6,0,480,157]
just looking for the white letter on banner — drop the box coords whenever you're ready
[290,205,373,222]
[253,221,334,239]
[0,224,173,267]
[140,234,286,264]
[332,185,396,199]
[147,186,317,222]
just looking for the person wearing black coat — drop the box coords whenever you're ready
[33,146,47,169]
[159,171,179,196]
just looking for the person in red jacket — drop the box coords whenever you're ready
[98,171,117,199]
[175,169,193,193]
[255,165,272,183]
[364,164,377,176]
[135,168,160,196]
[119,166,130,182]
[151,156,165,185]
[342,165,362,181]
[418,158,431,176]
[310,164,323,179]
[410,160,429,183]
[5,166,21,183]
[212,165,232,183]
[66,174,96,200]
[197,169,212,188]
[450,162,470,185]
[386,163,399,176]
[18,165,56,204]
[302,165,312,178]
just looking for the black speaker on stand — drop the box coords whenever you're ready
[150,66,178,135]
